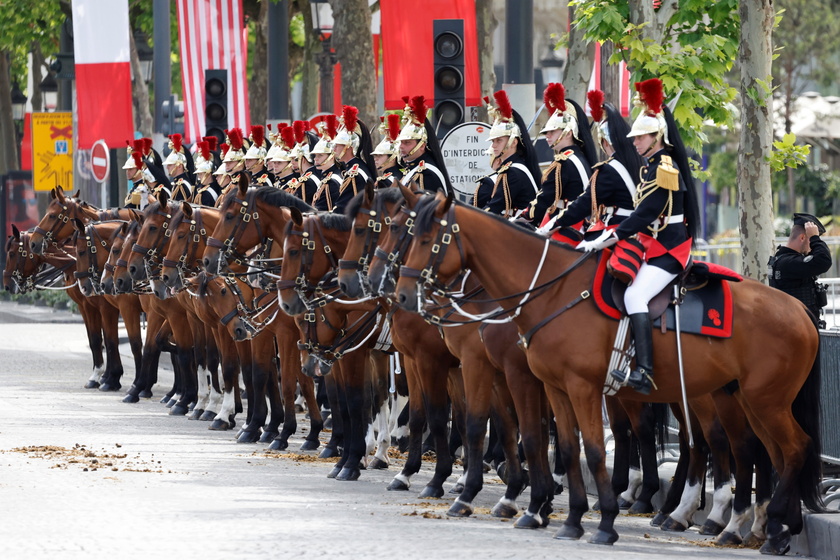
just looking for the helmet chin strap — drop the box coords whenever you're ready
[550,130,569,150]
[407,140,425,160]
[639,133,663,158]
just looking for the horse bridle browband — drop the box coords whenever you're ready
[206,188,272,271]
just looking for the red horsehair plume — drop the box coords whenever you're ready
[293,120,308,144]
[131,151,144,169]
[342,105,359,132]
[544,83,566,113]
[493,90,513,120]
[281,126,296,149]
[324,115,339,139]
[203,136,218,152]
[170,133,183,153]
[141,137,153,156]
[133,139,145,153]
[588,90,605,123]
[410,96,428,125]
[228,128,244,151]
[266,123,272,131]
[636,78,664,115]
[251,125,265,148]
[401,96,410,106]
[386,113,402,142]
[220,143,230,158]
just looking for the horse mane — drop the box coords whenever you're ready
[344,186,404,221]
[254,186,316,213]
[318,212,352,232]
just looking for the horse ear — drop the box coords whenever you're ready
[182,203,194,219]
[238,173,249,196]
[289,206,304,227]
[364,179,375,204]
[158,189,169,207]
[398,182,420,209]
[49,187,56,200]
[436,189,454,217]
[11,224,20,239]
[71,218,86,234]
[72,190,81,199]
[55,187,66,203]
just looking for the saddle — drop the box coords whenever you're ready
[593,250,742,338]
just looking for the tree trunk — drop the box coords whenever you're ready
[600,41,621,107]
[738,0,775,281]
[0,51,19,174]
[474,0,497,123]
[328,0,376,128]
[628,0,677,47]
[297,0,319,120]
[250,0,269,126]
[562,5,595,104]
[129,31,153,138]
[30,42,45,113]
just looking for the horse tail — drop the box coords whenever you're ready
[652,402,669,455]
[793,323,829,513]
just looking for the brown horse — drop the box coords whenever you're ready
[395,193,825,553]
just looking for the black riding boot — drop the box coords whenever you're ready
[611,312,654,395]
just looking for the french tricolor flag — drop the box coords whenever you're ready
[72,0,134,150]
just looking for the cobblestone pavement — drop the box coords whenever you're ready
[0,304,821,560]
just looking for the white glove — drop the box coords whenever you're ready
[536,216,558,237]
[576,229,618,252]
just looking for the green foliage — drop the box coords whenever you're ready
[0,0,66,86]
[768,133,810,172]
[570,0,740,152]
[771,162,840,216]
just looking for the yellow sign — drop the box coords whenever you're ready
[31,112,73,192]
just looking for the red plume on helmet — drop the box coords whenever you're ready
[386,113,402,142]
[636,78,664,115]
[228,128,244,151]
[493,90,513,121]
[141,137,153,157]
[198,141,211,162]
[587,89,605,123]
[293,120,308,144]
[132,139,145,154]
[324,115,339,139]
[131,151,144,169]
[251,125,265,148]
[410,96,428,125]
[220,143,230,158]
[281,126,296,149]
[342,105,359,132]
[169,133,183,153]
[203,136,218,152]
[544,83,566,113]
[401,95,410,106]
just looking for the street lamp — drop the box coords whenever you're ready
[39,73,58,112]
[11,82,27,121]
[134,31,154,84]
[539,37,565,86]
[311,0,336,113]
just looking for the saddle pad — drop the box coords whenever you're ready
[593,251,735,338]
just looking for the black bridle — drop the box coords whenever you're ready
[276,215,340,310]
[370,205,418,295]
[131,204,176,281]
[73,222,113,295]
[216,276,279,336]
[206,188,272,272]
[338,195,391,297]
[297,302,385,371]
[161,207,208,291]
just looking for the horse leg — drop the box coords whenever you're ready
[319,373,344,460]
[124,307,166,402]
[118,296,143,387]
[238,332,273,443]
[335,355,371,482]
[98,302,124,392]
[606,397,633,509]
[190,323,218,420]
[367,351,392,469]
[78,297,105,389]
[489,373,528,520]
[297,372,322,451]
[167,311,197,416]
[447,366,468,494]
[652,404,691,527]
[387,356,425,491]
[661,404,710,532]
[209,335,240,430]
[629,403,664,515]
[258,336,283,443]
[269,318,298,449]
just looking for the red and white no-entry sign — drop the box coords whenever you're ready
[91,140,110,183]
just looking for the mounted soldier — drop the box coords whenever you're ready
[397,95,452,194]
[244,125,276,186]
[192,137,223,207]
[213,142,232,200]
[311,115,344,212]
[123,138,151,210]
[371,113,403,188]
[288,120,320,205]
[332,105,376,212]
[577,78,700,396]
[162,133,195,202]
[529,83,597,229]
[269,126,298,191]
[223,128,247,187]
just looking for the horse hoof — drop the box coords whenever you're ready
[592,500,601,511]
[122,393,140,404]
[617,497,633,510]
[660,516,688,532]
[209,419,232,431]
[554,482,564,496]
[496,461,508,484]
[327,465,342,479]
[554,523,585,540]
[628,501,654,515]
[300,439,319,451]
[589,529,619,545]
[269,437,289,451]
[715,531,743,547]
[258,430,279,444]
[84,380,100,389]
[165,398,176,408]
[514,513,542,529]
[446,500,473,518]
[160,395,172,404]
[237,429,261,443]
[650,511,668,527]
[319,446,340,459]
[188,408,204,421]
[700,519,725,536]
[199,410,216,421]
[491,501,518,519]
[419,485,444,499]
[759,529,790,556]
[449,482,465,494]
[336,467,360,481]
[169,404,189,416]
[743,531,765,548]
[99,382,121,392]
[387,478,410,491]
[139,389,153,399]
[368,457,389,470]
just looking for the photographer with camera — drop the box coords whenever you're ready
[769,213,832,328]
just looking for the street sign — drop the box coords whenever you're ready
[31,112,73,192]
[91,140,110,183]
[440,121,491,203]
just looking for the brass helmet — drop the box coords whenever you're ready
[194,140,215,174]
[213,143,230,178]
[223,128,247,163]
[587,89,611,148]
[486,90,521,144]
[627,78,669,145]
[395,95,429,144]
[122,138,145,170]
[290,120,313,163]
[162,133,188,167]
[334,105,361,156]
[244,125,268,161]
[371,113,402,158]
[311,115,339,156]
[540,83,579,141]
[271,126,296,163]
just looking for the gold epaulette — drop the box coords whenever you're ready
[417,160,426,172]
[554,149,574,162]
[656,155,680,191]
[497,162,513,174]
[346,163,360,176]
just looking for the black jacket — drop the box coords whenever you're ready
[529,144,592,225]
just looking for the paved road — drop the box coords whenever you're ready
[0,304,820,560]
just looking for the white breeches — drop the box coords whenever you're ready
[625,263,677,314]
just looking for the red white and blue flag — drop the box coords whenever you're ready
[177,0,250,144]
[71,0,134,149]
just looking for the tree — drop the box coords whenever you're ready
[328,0,376,128]
[562,4,595,105]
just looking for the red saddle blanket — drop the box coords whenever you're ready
[592,251,740,339]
